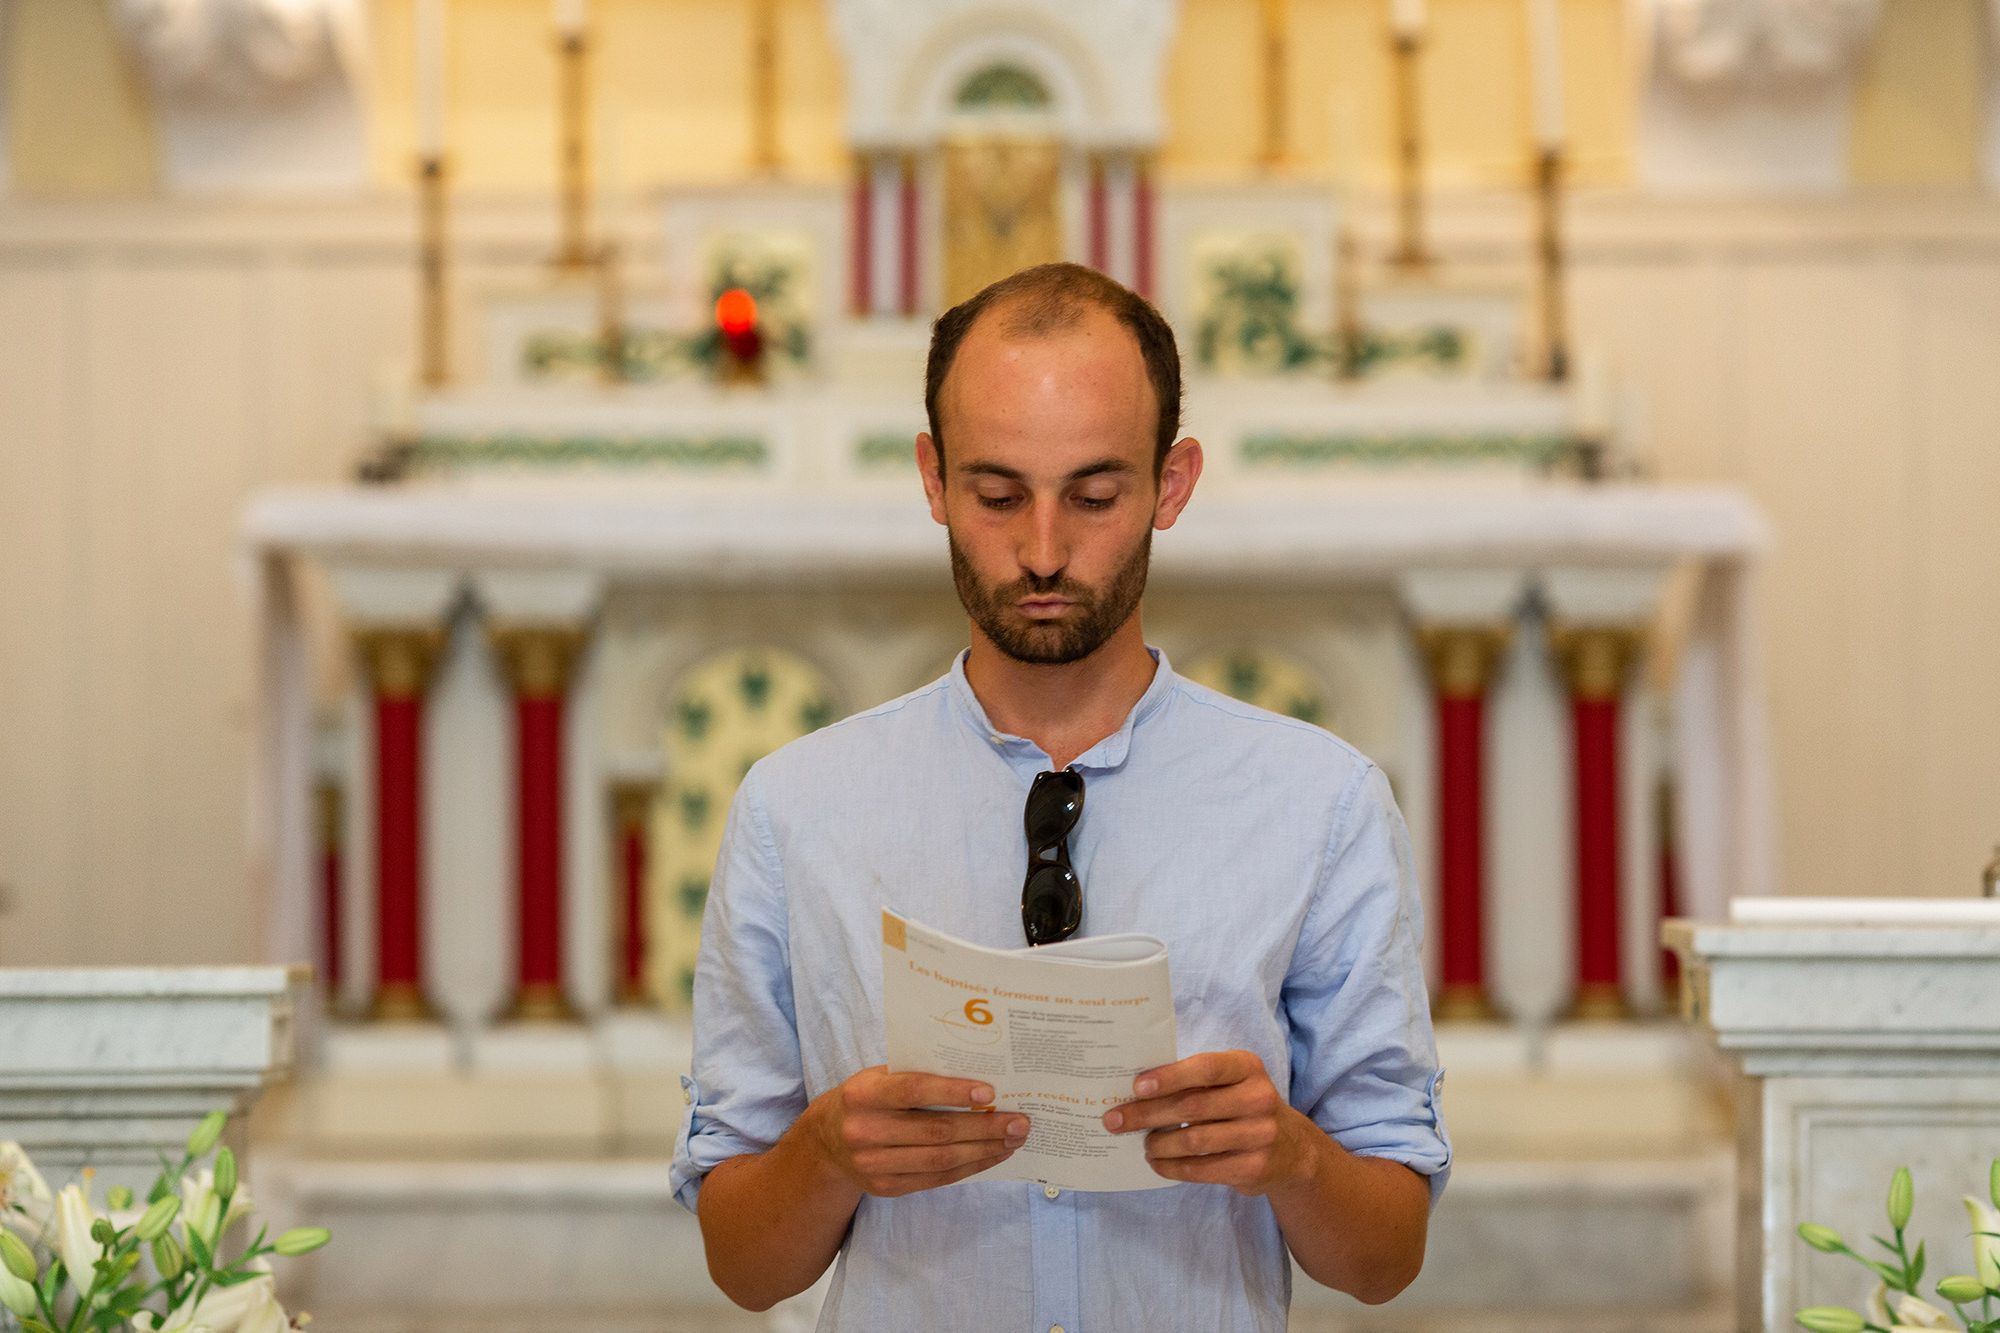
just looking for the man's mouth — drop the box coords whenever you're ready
[1015,597,1076,619]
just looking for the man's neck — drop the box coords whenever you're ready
[963,616,1159,771]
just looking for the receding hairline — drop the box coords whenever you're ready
[933,293,1158,449]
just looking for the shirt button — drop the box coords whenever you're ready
[682,1088,692,1105]
[1043,1184,1061,1200]
[1052,1326,1066,1333]
[989,733,1003,744]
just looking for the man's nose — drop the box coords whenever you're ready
[1018,502,1067,579]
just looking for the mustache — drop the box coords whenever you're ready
[1002,572,1094,601]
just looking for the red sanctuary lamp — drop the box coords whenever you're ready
[715,286,764,383]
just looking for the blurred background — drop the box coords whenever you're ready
[0,0,1996,1327]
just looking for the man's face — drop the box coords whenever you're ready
[918,304,1200,666]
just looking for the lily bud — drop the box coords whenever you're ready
[214,1136,237,1200]
[0,1229,36,1282]
[0,1268,36,1320]
[134,1194,181,1243]
[151,1234,185,1282]
[1937,1275,1986,1304]
[273,1227,331,1257]
[1798,1223,1845,1253]
[90,1217,115,1246]
[105,1185,132,1212]
[1888,1167,1914,1231]
[1794,1307,1865,1333]
[186,1111,226,1159]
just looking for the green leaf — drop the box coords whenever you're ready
[185,1227,212,1270]
[21,1319,57,1333]
[1910,1240,1927,1289]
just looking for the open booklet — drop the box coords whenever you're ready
[881,908,1177,1192]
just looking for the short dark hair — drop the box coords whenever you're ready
[924,263,1184,476]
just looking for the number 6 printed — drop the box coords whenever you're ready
[964,998,993,1025]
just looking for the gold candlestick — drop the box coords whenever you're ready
[1334,225,1364,378]
[1388,31,1432,271]
[554,28,593,271]
[416,154,450,388]
[1534,144,1568,382]
[750,0,780,174]
[1259,0,1291,172]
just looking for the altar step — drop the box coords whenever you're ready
[253,1149,1733,1327]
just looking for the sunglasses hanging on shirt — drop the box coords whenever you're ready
[1021,768,1084,946]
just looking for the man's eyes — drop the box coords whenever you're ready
[969,486,1122,510]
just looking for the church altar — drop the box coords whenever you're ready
[0,966,302,1190]
[1667,901,2000,1332]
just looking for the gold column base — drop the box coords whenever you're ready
[1562,982,1633,1022]
[366,981,437,1023]
[502,982,582,1024]
[1431,982,1503,1023]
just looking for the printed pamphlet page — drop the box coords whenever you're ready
[881,908,1177,1192]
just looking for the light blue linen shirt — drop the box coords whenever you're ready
[671,650,1450,1332]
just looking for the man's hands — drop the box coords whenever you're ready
[1101,1050,1316,1196]
[808,1066,1030,1198]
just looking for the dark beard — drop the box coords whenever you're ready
[949,528,1152,666]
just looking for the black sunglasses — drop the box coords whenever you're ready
[1021,769,1084,946]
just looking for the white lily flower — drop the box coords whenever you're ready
[55,1182,101,1294]
[0,1142,52,1221]
[1966,1195,2000,1290]
[179,1169,254,1249]
[158,1271,283,1333]
[1890,1291,1957,1330]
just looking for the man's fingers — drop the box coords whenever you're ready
[846,1109,1029,1150]
[1142,1118,1274,1161]
[1144,1148,1262,1187]
[853,1139,1017,1184]
[851,1067,996,1111]
[1104,1078,1277,1133]
[1129,1050,1258,1099]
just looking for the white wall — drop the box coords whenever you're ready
[1,190,1998,966]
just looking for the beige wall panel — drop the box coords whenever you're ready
[1162,0,1263,177]
[4,0,157,196]
[1908,263,2000,895]
[0,269,83,964]
[367,0,847,191]
[1571,257,1741,481]
[1730,261,1920,899]
[1849,0,1982,187]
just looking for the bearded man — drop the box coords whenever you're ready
[670,263,1449,1331]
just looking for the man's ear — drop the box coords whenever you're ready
[1153,438,1204,531]
[917,432,948,526]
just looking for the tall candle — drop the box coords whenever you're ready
[554,0,586,37]
[1528,0,1565,149]
[415,0,445,157]
[1391,0,1425,39]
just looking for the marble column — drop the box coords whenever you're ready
[610,779,658,1007]
[1399,569,1526,1018]
[492,627,587,1022]
[357,628,445,1021]
[1418,626,1509,1020]
[1555,624,1642,1019]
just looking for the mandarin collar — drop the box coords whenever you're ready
[948,647,1176,775]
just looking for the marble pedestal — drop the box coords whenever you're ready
[1665,902,2000,1333]
[0,966,304,1192]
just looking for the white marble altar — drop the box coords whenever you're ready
[1666,900,2000,1332]
[0,966,304,1189]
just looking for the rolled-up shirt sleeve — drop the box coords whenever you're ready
[1284,761,1452,1206]
[670,769,808,1213]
